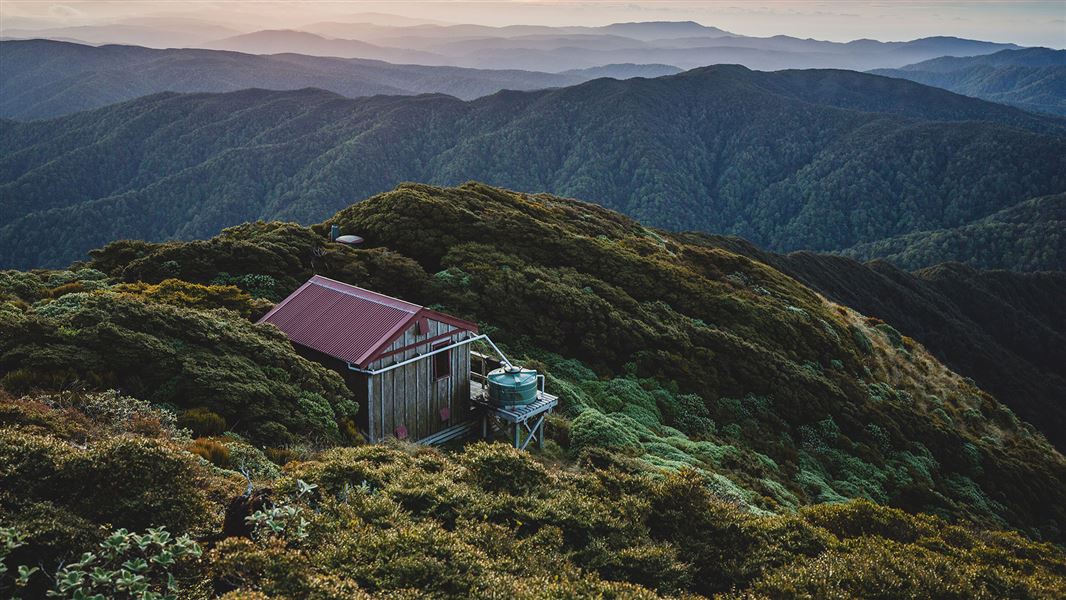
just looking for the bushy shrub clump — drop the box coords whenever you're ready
[114,278,263,317]
[570,408,645,455]
[190,437,231,468]
[0,268,109,304]
[0,430,233,585]
[0,291,356,444]
[0,393,238,595]
[4,525,204,600]
[0,390,187,443]
[179,407,228,438]
[660,392,715,437]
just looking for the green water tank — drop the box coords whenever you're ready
[487,366,540,407]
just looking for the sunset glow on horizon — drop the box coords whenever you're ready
[2,1,1064,48]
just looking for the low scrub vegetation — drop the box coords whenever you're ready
[1,395,1063,598]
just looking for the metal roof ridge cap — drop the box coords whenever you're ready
[309,275,421,313]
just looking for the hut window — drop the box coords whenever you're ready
[434,342,451,379]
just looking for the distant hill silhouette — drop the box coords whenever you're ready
[0,39,680,120]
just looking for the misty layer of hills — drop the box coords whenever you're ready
[3,66,1064,270]
[192,24,1022,72]
[0,39,681,120]
[872,47,1066,116]
[3,19,1018,72]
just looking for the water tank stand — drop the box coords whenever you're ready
[474,393,558,450]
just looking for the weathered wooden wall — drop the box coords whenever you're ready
[366,318,473,443]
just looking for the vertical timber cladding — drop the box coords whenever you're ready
[366,317,473,443]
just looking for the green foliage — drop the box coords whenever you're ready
[113,278,260,317]
[0,291,356,444]
[844,193,1066,272]
[36,181,1066,543]
[570,408,645,455]
[7,525,202,600]
[4,66,1066,269]
[236,443,1065,598]
[458,442,551,495]
[245,480,318,545]
[210,273,283,301]
[0,268,109,305]
[3,395,1066,599]
[0,390,186,444]
[0,431,222,580]
[871,48,1066,116]
[177,408,227,438]
[850,324,873,354]
[218,436,282,481]
[0,160,1062,596]
[736,237,1066,452]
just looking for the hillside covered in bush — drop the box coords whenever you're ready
[682,229,1066,451]
[3,65,1066,269]
[840,193,1065,272]
[2,182,1065,597]
[871,47,1066,116]
[3,397,1064,599]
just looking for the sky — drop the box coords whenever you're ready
[1,1,1064,47]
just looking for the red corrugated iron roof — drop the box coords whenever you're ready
[258,275,477,367]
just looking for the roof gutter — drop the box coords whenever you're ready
[347,334,512,375]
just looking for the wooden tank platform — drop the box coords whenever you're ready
[470,376,559,450]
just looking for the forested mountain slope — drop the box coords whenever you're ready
[3,66,1065,269]
[872,48,1066,116]
[3,182,1064,596]
[682,232,1066,451]
[0,39,680,120]
[841,193,1066,271]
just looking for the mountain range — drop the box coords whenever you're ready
[3,65,1065,269]
[202,25,1018,71]
[2,19,1019,72]
[0,39,680,120]
[872,47,1066,115]
[3,11,1066,596]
